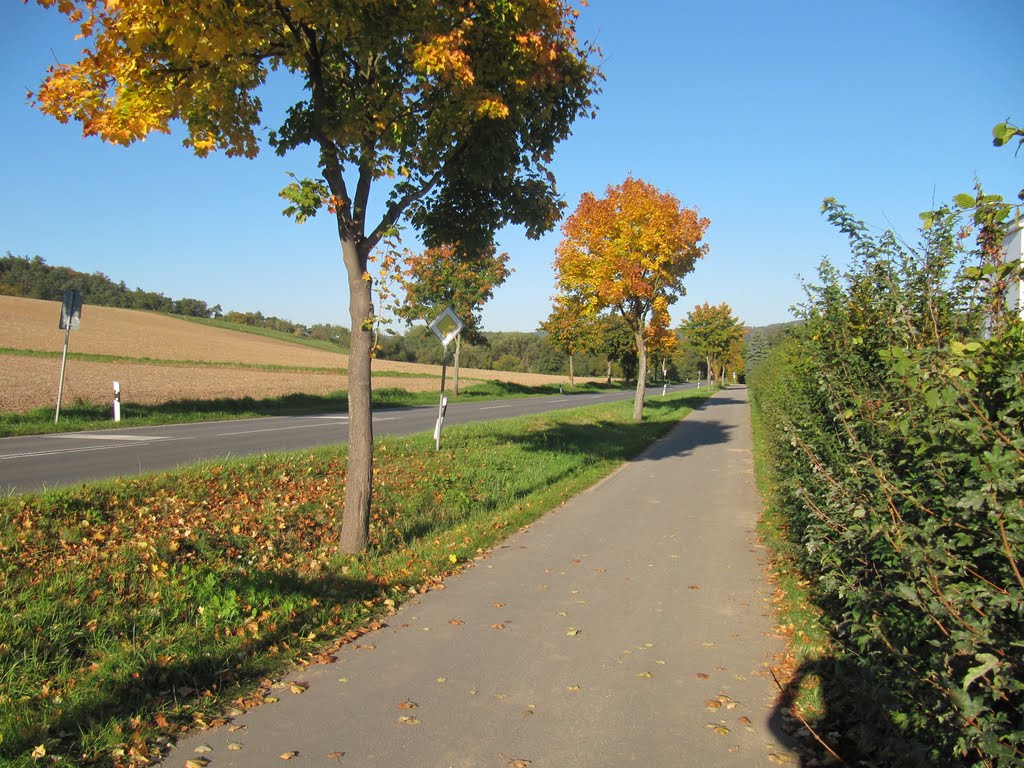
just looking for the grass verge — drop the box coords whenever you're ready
[0,381,627,437]
[0,388,711,767]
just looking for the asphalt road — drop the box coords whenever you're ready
[0,384,696,494]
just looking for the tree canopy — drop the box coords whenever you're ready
[552,177,709,420]
[679,302,744,385]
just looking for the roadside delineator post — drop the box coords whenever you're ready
[427,306,465,450]
[113,381,121,422]
[54,289,83,424]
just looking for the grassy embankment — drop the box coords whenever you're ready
[0,379,625,438]
[0,387,713,767]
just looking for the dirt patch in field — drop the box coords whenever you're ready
[0,357,472,412]
[0,295,350,368]
[1,296,591,412]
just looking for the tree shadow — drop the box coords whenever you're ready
[771,656,933,767]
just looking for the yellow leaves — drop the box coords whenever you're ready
[413,23,476,86]
[475,97,510,120]
[554,177,710,328]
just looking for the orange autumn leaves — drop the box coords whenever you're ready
[30,0,595,163]
[552,177,708,417]
[554,177,709,316]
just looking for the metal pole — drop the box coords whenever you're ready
[435,350,448,450]
[54,324,71,423]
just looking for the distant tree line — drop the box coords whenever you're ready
[0,253,349,347]
[376,324,637,380]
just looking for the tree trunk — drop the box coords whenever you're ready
[632,329,647,422]
[339,238,374,554]
[568,353,575,387]
[453,334,461,397]
[605,359,612,384]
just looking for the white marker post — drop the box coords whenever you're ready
[428,307,465,450]
[54,289,83,424]
[113,381,122,422]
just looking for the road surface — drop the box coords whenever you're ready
[0,384,695,493]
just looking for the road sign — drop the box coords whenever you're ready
[59,289,83,330]
[428,306,464,348]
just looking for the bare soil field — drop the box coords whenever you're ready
[0,296,579,412]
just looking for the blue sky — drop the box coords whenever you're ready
[2,1,1020,332]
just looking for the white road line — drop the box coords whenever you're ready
[373,416,397,422]
[479,405,512,410]
[217,423,342,437]
[42,434,172,442]
[0,440,184,461]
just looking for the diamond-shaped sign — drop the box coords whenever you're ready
[428,306,464,347]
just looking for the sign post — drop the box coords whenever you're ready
[428,307,464,450]
[55,289,83,424]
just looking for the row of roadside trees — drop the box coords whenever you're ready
[27,0,744,554]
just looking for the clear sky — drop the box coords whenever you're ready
[2,1,1020,332]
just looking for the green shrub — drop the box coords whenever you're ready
[750,197,1023,766]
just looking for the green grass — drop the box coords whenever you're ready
[0,388,711,767]
[0,380,628,437]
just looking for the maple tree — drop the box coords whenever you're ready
[30,0,600,552]
[678,302,744,385]
[553,177,709,420]
[398,243,511,396]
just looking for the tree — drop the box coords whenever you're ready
[398,243,511,395]
[679,302,744,385]
[31,0,600,553]
[539,295,597,386]
[553,177,709,420]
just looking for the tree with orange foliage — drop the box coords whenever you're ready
[29,0,600,552]
[553,177,709,420]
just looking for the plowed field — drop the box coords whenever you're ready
[0,296,573,412]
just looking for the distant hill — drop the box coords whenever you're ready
[0,253,349,347]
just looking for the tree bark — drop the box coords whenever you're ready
[339,238,374,554]
[632,329,647,422]
[568,353,575,387]
[606,359,613,384]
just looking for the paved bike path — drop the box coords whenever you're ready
[161,386,796,767]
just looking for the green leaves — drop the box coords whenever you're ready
[279,174,330,224]
[751,193,1024,766]
[991,121,1022,148]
